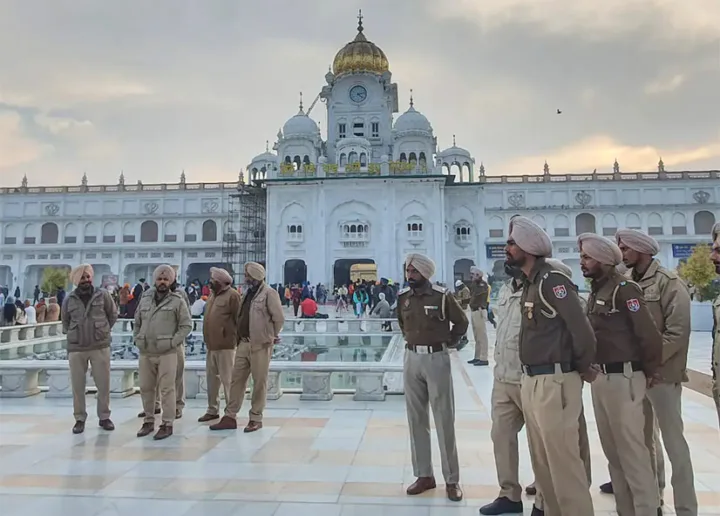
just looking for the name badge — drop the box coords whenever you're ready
[596,300,605,306]
[524,302,534,308]
[424,305,438,315]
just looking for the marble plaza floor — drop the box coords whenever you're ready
[1,330,720,515]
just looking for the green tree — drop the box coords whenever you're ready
[678,243,717,301]
[41,267,69,296]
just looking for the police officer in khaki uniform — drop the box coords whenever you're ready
[468,266,490,366]
[712,223,720,426]
[398,253,468,502]
[616,229,697,516]
[506,216,596,516]
[579,233,663,516]
[454,280,471,310]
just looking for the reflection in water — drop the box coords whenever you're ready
[22,333,393,363]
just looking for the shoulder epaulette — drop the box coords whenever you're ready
[547,270,572,282]
[432,284,447,294]
[398,287,410,295]
[656,266,679,280]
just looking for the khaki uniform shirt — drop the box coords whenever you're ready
[203,287,242,351]
[588,270,663,377]
[469,280,489,311]
[398,282,469,347]
[630,259,691,383]
[134,289,192,356]
[519,258,596,373]
[494,279,524,384]
[62,288,119,353]
[455,285,471,310]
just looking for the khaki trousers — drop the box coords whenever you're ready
[225,340,273,422]
[68,347,111,422]
[521,370,594,516]
[206,348,236,416]
[139,352,177,426]
[592,370,659,516]
[713,376,720,427]
[646,383,698,516]
[471,309,489,361]
[404,349,460,484]
[642,397,666,496]
[535,399,592,511]
[151,344,185,412]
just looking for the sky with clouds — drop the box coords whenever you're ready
[0,0,718,187]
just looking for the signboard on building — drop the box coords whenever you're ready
[672,243,709,258]
[486,245,506,259]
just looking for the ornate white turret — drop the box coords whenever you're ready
[248,140,278,181]
[438,135,476,182]
[391,91,434,171]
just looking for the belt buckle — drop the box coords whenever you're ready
[416,346,429,355]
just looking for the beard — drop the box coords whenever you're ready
[407,277,427,289]
[156,284,169,293]
[505,253,525,268]
[503,263,523,279]
[77,282,93,292]
[246,280,259,290]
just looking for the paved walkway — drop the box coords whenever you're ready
[2,331,720,515]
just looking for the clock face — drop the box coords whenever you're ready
[349,85,368,103]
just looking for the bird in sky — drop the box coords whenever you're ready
[557,109,562,114]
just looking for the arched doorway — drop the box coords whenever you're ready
[453,259,474,282]
[284,260,307,286]
[333,258,375,287]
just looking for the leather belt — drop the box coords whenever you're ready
[406,343,446,354]
[599,361,642,374]
[522,363,574,376]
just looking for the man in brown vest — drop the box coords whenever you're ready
[198,267,242,422]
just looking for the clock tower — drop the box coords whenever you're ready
[322,11,399,164]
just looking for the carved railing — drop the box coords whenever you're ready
[0,359,404,401]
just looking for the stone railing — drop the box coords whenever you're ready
[0,321,63,343]
[0,359,404,401]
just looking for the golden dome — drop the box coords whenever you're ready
[332,13,389,77]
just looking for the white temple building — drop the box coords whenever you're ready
[1,13,719,297]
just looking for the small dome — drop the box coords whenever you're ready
[394,105,432,133]
[251,151,277,163]
[332,16,389,77]
[439,136,472,159]
[282,109,319,137]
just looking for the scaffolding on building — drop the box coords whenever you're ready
[222,179,267,285]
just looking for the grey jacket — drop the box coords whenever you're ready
[62,288,119,353]
[134,288,192,356]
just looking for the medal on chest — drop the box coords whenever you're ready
[524,301,534,320]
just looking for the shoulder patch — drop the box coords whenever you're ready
[432,284,447,294]
[552,284,568,299]
[626,298,640,312]
[398,287,410,295]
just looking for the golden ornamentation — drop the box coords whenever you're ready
[324,163,338,175]
[368,163,381,175]
[346,162,361,172]
[280,163,295,176]
[302,163,316,175]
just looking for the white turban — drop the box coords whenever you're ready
[578,233,623,266]
[379,292,386,301]
[545,258,572,278]
[405,253,436,279]
[153,264,177,283]
[244,262,266,281]
[616,229,660,256]
[470,266,482,276]
[70,264,94,286]
[510,216,553,257]
[712,222,720,243]
[455,280,463,287]
[210,267,233,285]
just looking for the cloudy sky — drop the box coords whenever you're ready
[0,0,718,187]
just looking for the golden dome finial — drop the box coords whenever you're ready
[357,9,363,32]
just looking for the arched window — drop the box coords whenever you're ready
[40,222,59,244]
[554,214,570,237]
[287,224,304,242]
[419,152,427,166]
[359,153,367,166]
[202,220,217,242]
[303,155,310,165]
[408,152,417,164]
[122,221,135,243]
[64,223,77,244]
[348,151,358,163]
[671,212,687,235]
[399,152,407,163]
[339,153,347,166]
[488,216,503,238]
[3,224,17,245]
[602,214,618,237]
[164,221,177,242]
[455,224,472,243]
[575,213,596,234]
[625,213,641,230]
[102,222,115,243]
[284,156,291,164]
[293,155,301,171]
[140,220,159,242]
[185,220,197,242]
[647,213,664,236]
[694,210,715,235]
[85,222,98,244]
[407,220,424,239]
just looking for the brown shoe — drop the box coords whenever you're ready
[209,416,237,431]
[446,483,463,502]
[99,419,115,431]
[175,410,183,419]
[137,408,161,418]
[153,424,173,440]
[406,477,436,495]
[198,413,220,422]
[244,421,263,433]
[137,422,155,437]
[72,421,85,434]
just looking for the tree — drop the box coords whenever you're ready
[41,267,69,296]
[678,243,717,301]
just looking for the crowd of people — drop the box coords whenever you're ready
[1,286,62,326]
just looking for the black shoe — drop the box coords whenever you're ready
[479,496,523,515]
[599,481,613,494]
[474,360,489,366]
[530,506,544,516]
[72,421,85,434]
[467,359,479,364]
[657,508,662,516]
[525,484,537,496]
[99,419,115,431]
